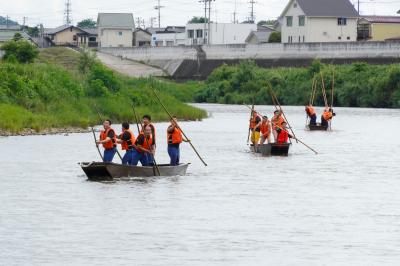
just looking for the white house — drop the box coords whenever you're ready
[280,0,358,43]
[151,26,186,47]
[186,23,257,45]
[97,13,135,47]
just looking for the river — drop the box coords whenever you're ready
[1,104,400,266]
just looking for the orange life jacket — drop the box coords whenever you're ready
[277,129,289,144]
[249,114,260,129]
[135,134,153,153]
[168,127,183,144]
[120,129,136,150]
[272,115,285,130]
[306,106,316,116]
[322,111,333,121]
[100,128,117,150]
[260,121,271,137]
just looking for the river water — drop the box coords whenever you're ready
[1,104,400,266]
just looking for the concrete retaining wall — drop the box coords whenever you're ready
[99,42,400,79]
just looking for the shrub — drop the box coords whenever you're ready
[268,32,281,43]
[0,39,39,63]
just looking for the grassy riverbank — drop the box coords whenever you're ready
[194,60,400,108]
[0,47,206,133]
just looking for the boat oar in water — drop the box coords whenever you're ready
[131,104,161,176]
[91,127,104,161]
[93,105,123,162]
[152,89,208,167]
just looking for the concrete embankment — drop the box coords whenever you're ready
[99,42,400,79]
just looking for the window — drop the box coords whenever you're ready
[166,41,174,46]
[299,16,305,26]
[338,36,342,40]
[298,36,301,43]
[347,36,350,40]
[89,37,96,42]
[188,30,194,38]
[338,18,347,26]
[286,16,293,27]
[118,31,123,36]
[303,36,305,42]
[288,36,293,43]
[196,29,203,38]
[73,35,77,41]
[294,2,297,8]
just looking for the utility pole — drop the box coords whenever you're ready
[357,0,360,15]
[6,15,9,29]
[249,0,256,24]
[233,0,237,24]
[64,0,72,25]
[199,0,208,44]
[154,0,164,28]
[150,17,156,28]
[208,0,215,45]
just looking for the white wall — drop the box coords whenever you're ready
[99,28,133,47]
[307,17,357,42]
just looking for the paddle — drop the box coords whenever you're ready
[152,88,208,167]
[131,104,160,176]
[93,105,123,161]
[329,69,335,130]
[320,72,329,108]
[91,127,104,161]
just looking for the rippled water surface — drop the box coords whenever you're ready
[1,104,400,266]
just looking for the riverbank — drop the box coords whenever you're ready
[0,47,206,134]
[0,127,91,137]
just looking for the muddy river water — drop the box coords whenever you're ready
[1,104,400,265]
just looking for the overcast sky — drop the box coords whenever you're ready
[1,0,399,28]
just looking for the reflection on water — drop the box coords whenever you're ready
[1,104,400,266]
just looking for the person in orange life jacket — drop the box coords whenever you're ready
[167,116,190,166]
[271,110,285,142]
[96,119,117,162]
[276,121,293,144]
[142,114,156,152]
[305,104,317,125]
[116,122,136,165]
[131,125,154,166]
[250,111,262,146]
[321,107,336,127]
[259,116,272,144]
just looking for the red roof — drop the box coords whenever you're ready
[362,16,400,24]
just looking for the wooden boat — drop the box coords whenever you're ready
[80,162,190,181]
[250,143,291,156]
[307,124,329,131]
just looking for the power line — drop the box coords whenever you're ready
[64,0,72,25]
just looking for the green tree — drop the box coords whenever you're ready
[13,33,23,41]
[1,38,39,63]
[24,26,40,37]
[78,48,97,73]
[188,16,208,23]
[77,18,97,28]
[268,32,281,43]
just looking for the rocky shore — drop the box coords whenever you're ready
[0,127,91,137]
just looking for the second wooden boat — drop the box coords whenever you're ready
[250,143,291,156]
[307,124,329,131]
[80,162,190,181]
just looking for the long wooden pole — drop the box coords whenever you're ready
[320,72,328,108]
[131,104,160,176]
[247,103,254,144]
[91,127,104,161]
[268,86,298,143]
[331,70,335,108]
[152,89,208,167]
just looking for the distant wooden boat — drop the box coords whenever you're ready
[250,143,291,156]
[307,124,329,131]
[80,162,190,181]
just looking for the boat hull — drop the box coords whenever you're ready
[80,162,190,181]
[307,124,329,131]
[250,143,291,156]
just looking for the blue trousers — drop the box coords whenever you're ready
[168,144,180,166]
[131,149,153,166]
[103,148,116,163]
[122,150,134,165]
[309,114,317,125]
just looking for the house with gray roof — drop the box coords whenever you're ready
[97,13,135,47]
[279,0,358,43]
[245,25,277,44]
[44,25,98,47]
